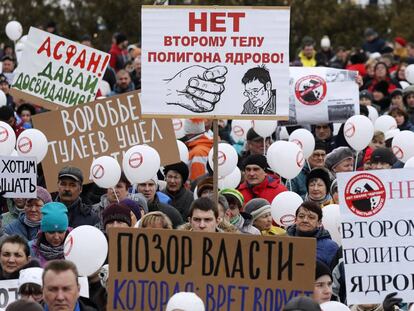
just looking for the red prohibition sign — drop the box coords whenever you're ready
[233,126,244,137]
[344,122,356,138]
[295,75,327,106]
[296,150,304,168]
[218,151,227,166]
[92,164,105,179]
[0,126,9,143]
[392,145,404,160]
[129,152,143,168]
[64,235,74,257]
[18,137,32,154]
[173,119,183,131]
[291,139,303,149]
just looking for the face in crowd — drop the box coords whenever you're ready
[138,180,157,202]
[189,209,219,233]
[308,178,327,202]
[247,137,271,155]
[313,275,333,304]
[57,177,82,205]
[244,164,266,186]
[308,149,326,169]
[165,170,183,193]
[295,206,321,233]
[0,242,29,275]
[314,124,332,141]
[107,181,129,203]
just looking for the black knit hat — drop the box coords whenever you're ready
[373,80,389,97]
[314,140,327,152]
[370,147,397,165]
[307,167,331,191]
[246,128,261,141]
[315,260,332,280]
[242,154,268,171]
[102,203,132,228]
[163,161,189,183]
[284,296,321,311]
[359,90,373,101]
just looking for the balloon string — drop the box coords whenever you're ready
[288,179,292,191]
[354,151,359,171]
[306,159,310,170]
[112,187,120,203]
[263,137,266,156]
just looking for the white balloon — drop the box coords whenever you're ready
[374,115,397,134]
[172,119,186,139]
[5,21,23,41]
[321,301,350,311]
[90,156,121,189]
[230,120,252,142]
[392,130,414,163]
[344,115,374,151]
[208,143,238,177]
[367,105,379,123]
[0,90,6,108]
[289,128,315,158]
[64,225,108,276]
[322,204,341,246]
[122,145,160,184]
[176,140,189,164]
[0,121,16,156]
[405,64,414,84]
[404,157,414,168]
[384,128,400,142]
[218,167,241,189]
[16,129,48,162]
[267,141,304,179]
[400,80,410,89]
[252,120,277,138]
[271,191,302,228]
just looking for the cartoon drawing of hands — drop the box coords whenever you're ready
[164,65,228,113]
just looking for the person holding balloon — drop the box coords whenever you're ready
[29,202,70,267]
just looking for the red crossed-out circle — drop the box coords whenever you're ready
[0,126,9,143]
[291,138,303,149]
[232,126,244,138]
[218,151,227,166]
[295,75,327,106]
[64,235,74,257]
[344,173,386,217]
[392,145,404,160]
[280,214,295,227]
[18,137,32,154]
[129,152,143,169]
[296,150,304,168]
[92,164,105,179]
[173,119,183,131]
[344,122,356,138]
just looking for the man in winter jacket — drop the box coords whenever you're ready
[238,154,287,205]
[56,167,99,228]
[287,201,338,266]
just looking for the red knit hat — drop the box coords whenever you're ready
[395,36,407,47]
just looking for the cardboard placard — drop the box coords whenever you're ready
[12,27,109,108]
[141,6,290,119]
[32,91,179,192]
[0,156,37,198]
[0,279,18,311]
[338,169,414,304]
[279,67,360,125]
[108,228,316,311]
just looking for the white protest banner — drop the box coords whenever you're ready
[0,156,37,198]
[279,67,359,125]
[12,27,110,108]
[141,6,290,119]
[338,169,414,304]
[0,279,19,311]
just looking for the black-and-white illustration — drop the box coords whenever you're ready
[241,66,276,115]
[164,65,227,113]
[328,104,354,121]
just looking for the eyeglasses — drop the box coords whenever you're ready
[243,85,264,97]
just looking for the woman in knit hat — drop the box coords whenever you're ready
[102,203,132,232]
[4,186,52,241]
[244,198,285,236]
[29,202,70,267]
[306,167,333,207]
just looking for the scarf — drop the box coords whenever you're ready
[38,242,64,261]
[230,214,242,226]
[23,215,41,228]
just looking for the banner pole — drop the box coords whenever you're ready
[213,119,219,208]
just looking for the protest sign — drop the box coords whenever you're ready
[108,228,316,311]
[0,156,37,198]
[11,27,109,108]
[338,169,414,304]
[279,67,359,126]
[32,91,180,192]
[141,6,290,119]
[0,279,18,311]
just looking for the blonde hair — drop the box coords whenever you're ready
[372,131,385,141]
[139,211,173,229]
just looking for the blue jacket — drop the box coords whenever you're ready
[287,225,339,266]
[4,213,40,241]
[290,163,310,199]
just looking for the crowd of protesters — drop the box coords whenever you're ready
[0,20,413,311]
